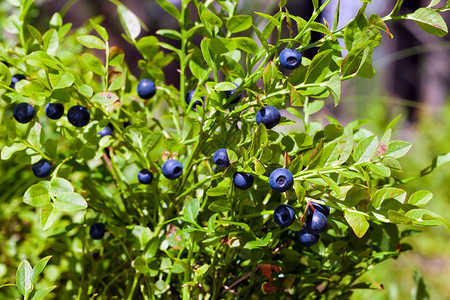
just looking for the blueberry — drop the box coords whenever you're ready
[138,169,153,184]
[298,227,320,246]
[233,172,254,190]
[162,159,183,180]
[123,121,131,128]
[89,223,105,240]
[97,124,113,137]
[279,48,302,70]
[224,83,241,104]
[67,105,90,127]
[45,103,64,120]
[10,74,26,89]
[186,90,202,109]
[13,102,35,123]
[32,159,51,178]
[305,209,327,234]
[137,79,156,99]
[213,148,229,168]
[256,106,280,129]
[311,201,330,217]
[273,204,295,227]
[269,168,293,193]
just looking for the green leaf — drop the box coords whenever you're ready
[201,38,214,69]
[234,37,259,54]
[27,25,43,44]
[244,232,272,249]
[108,74,124,91]
[91,92,119,105]
[407,8,448,37]
[421,152,450,176]
[371,188,406,209]
[368,163,391,177]
[389,0,404,16]
[215,82,237,91]
[336,126,354,165]
[117,5,141,40]
[304,49,333,84]
[353,135,378,163]
[206,186,229,197]
[384,141,412,158]
[30,286,57,300]
[78,84,93,98]
[263,61,278,94]
[0,62,11,85]
[406,209,449,228]
[52,72,75,89]
[76,35,106,49]
[136,36,159,60]
[208,199,231,212]
[319,174,341,197]
[42,29,59,55]
[54,192,87,211]
[40,203,59,230]
[321,73,341,106]
[89,19,109,41]
[24,183,50,207]
[49,178,74,198]
[250,124,268,156]
[155,0,180,19]
[25,51,61,70]
[304,100,324,115]
[408,190,433,207]
[183,197,200,223]
[156,29,181,40]
[16,260,32,297]
[226,15,253,33]
[341,40,372,77]
[201,10,223,35]
[32,256,51,282]
[1,143,27,160]
[189,60,209,80]
[254,11,280,26]
[344,210,369,238]
[82,53,105,76]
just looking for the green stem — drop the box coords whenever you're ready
[126,273,140,300]
[182,235,195,299]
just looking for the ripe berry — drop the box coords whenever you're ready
[162,159,183,180]
[256,106,280,129]
[269,168,293,192]
[186,90,203,109]
[224,83,241,104]
[45,103,64,120]
[89,223,105,240]
[138,169,153,184]
[298,227,320,246]
[305,209,328,234]
[273,204,295,227]
[137,79,156,99]
[10,74,26,89]
[32,159,51,178]
[279,48,302,70]
[97,125,113,137]
[213,148,229,168]
[13,102,35,123]
[312,201,330,217]
[233,172,254,190]
[67,105,90,127]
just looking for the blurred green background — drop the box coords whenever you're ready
[1,0,450,299]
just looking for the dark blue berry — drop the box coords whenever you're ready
[298,227,320,246]
[186,90,202,109]
[97,125,113,137]
[312,201,330,217]
[279,48,302,70]
[256,106,280,129]
[10,74,26,89]
[13,102,35,123]
[305,209,327,234]
[162,159,183,180]
[233,172,254,190]
[213,148,229,168]
[137,79,156,99]
[32,159,51,178]
[45,103,64,120]
[273,204,295,227]
[89,223,105,240]
[67,105,90,127]
[224,83,241,104]
[269,168,293,192]
[138,169,153,184]
[123,121,131,128]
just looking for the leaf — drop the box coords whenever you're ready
[108,74,124,91]
[32,256,51,282]
[155,0,180,19]
[40,203,59,230]
[336,126,354,165]
[407,8,448,37]
[304,49,333,84]
[52,72,75,89]
[25,51,61,70]
[201,38,214,69]
[321,73,341,106]
[353,135,378,163]
[368,163,391,177]
[42,29,59,55]
[406,209,449,228]
[263,61,278,94]
[27,25,43,44]
[408,190,433,207]
[206,186,229,197]
[49,178,74,198]
[344,209,369,238]
[92,92,119,105]
[244,232,272,249]
[304,100,324,115]
[16,260,32,296]
[226,15,253,33]
[54,192,87,211]
[234,37,259,54]
[420,152,450,176]
[183,198,200,223]
[24,183,50,207]
[389,0,404,16]
[201,10,223,35]
[78,84,93,98]
[215,82,237,91]
[30,286,57,300]
[0,61,11,85]
[384,141,411,158]
[208,199,231,212]
[89,19,109,41]
[117,5,141,40]
[319,174,341,197]
[1,143,27,160]
[82,53,105,76]
[371,188,407,209]
[76,35,106,49]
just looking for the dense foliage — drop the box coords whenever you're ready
[0,0,449,299]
